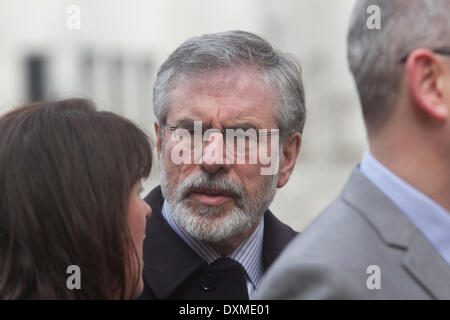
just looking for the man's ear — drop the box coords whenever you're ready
[407,49,449,121]
[154,121,163,171]
[277,132,302,188]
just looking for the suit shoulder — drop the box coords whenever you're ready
[287,197,381,257]
[255,197,390,299]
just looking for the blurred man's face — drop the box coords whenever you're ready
[158,69,280,244]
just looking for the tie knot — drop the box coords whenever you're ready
[210,257,241,268]
[201,257,249,299]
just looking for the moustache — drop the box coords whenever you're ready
[178,173,245,202]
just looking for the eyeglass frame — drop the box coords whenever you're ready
[166,121,280,154]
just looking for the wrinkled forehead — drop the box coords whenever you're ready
[166,68,279,128]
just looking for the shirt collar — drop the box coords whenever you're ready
[161,201,265,289]
[360,151,450,265]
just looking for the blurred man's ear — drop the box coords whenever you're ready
[154,121,163,171]
[407,49,449,121]
[154,121,163,153]
[277,132,302,188]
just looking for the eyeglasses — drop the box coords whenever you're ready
[167,122,279,156]
[400,47,450,64]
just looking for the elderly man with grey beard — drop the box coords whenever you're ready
[139,30,305,300]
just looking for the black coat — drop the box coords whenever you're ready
[139,185,298,300]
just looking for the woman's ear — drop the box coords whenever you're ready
[407,49,449,121]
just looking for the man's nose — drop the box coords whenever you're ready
[201,132,231,174]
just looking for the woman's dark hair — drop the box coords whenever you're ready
[0,99,153,299]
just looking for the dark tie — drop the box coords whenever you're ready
[200,257,249,300]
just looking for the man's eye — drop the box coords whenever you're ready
[235,134,256,141]
[176,127,195,133]
[232,132,242,138]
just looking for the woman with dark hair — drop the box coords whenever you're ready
[0,99,153,299]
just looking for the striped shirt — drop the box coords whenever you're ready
[161,201,264,298]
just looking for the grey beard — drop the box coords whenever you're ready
[160,160,278,244]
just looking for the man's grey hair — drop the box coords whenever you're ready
[348,0,450,134]
[153,30,306,139]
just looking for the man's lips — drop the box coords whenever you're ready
[187,188,235,206]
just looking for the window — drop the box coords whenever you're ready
[26,55,46,102]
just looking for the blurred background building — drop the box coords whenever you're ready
[0,0,367,231]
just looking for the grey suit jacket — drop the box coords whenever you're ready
[254,168,450,299]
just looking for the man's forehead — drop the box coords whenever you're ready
[167,69,277,126]
[172,68,274,98]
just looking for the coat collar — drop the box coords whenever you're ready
[341,168,450,299]
[142,185,297,299]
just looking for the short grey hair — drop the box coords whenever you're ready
[348,0,450,134]
[153,30,306,139]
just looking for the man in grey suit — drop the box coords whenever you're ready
[255,0,450,299]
